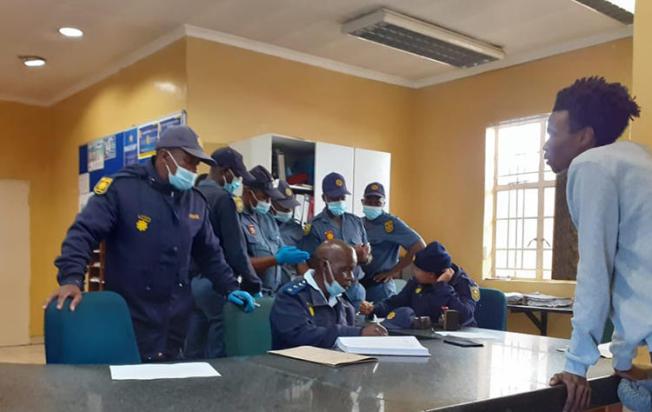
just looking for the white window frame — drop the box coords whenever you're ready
[483,114,555,281]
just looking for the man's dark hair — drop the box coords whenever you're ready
[553,76,640,146]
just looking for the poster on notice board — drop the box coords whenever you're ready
[88,138,104,172]
[123,128,138,166]
[138,123,159,160]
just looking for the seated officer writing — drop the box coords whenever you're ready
[270,240,387,350]
[360,241,480,327]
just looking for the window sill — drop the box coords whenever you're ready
[482,278,576,285]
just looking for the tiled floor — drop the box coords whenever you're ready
[0,343,45,364]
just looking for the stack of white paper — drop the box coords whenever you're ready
[505,292,524,304]
[335,336,430,357]
[524,292,573,308]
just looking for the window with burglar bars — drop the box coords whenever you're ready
[483,115,556,280]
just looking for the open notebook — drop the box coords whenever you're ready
[335,336,430,357]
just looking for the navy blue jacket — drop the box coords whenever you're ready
[373,265,479,327]
[195,179,261,295]
[270,276,362,350]
[55,161,239,358]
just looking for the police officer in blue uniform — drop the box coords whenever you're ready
[301,172,371,310]
[360,182,425,302]
[47,126,257,362]
[185,147,261,359]
[273,180,304,247]
[360,241,480,327]
[240,166,310,293]
[270,240,387,350]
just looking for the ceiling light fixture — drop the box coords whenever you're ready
[20,56,47,67]
[572,0,635,24]
[58,27,84,38]
[343,8,504,68]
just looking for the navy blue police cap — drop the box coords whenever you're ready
[322,172,351,198]
[381,306,417,331]
[364,182,386,199]
[210,147,255,182]
[246,165,284,200]
[156,126,215,166]
[276,180,300,209]
[414,241,452,276]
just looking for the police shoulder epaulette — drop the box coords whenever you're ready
[92,168,145,195]
[284,279,308,295]
[192,186,209,203]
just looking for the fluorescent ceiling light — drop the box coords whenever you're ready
[573,0,635,24]
[58,27,84,38]
[20,56,47,67]
[606,0,635,13]
[343,8,504,68]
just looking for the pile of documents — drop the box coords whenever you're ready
[505,292,524,305]
[524,292,573,308]
[335,336,430,357]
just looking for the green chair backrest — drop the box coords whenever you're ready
[45,291,141,364]
[223,296,274,357]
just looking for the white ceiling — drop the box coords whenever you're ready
[0,0,632,105]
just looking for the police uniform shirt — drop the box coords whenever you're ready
[269,270,362,350]
[195,178,261,294]
[301,209,368,281]
[240,209,284,292]
[278,220,304,247]
[372,264,480,327]
[55,161,239,359]
[362,212,421,280]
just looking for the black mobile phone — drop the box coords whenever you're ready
[443,337,484,347]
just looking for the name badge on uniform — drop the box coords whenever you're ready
[324,230,335,240]
[415,287,422,294]
[470,286,481,302]
[247,224,257,236]
[384,220,394,233]
[188,213,200,220]
[136,215,151,232]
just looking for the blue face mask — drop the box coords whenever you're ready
[327,200,347,216]
[274,210,293,223]
[165,151,197,191]
[251,191,271,215]
[325,278,346,297]
[363,205,383,220]
[224,175,242,195]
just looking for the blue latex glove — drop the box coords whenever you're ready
[253,292,264,299]
[275,246,310,265]
[228,290,256,313]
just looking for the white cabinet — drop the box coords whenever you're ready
[229,133,391,220]
[353,148,391,216]
[314,142,355,214]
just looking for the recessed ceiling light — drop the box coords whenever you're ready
[58,27,84,38]
[20,56,47,67]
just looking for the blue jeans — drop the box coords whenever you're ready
[184,277,226,359]
[364,280,397,303]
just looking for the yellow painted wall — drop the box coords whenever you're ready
[185,37,415,217]
[29,39,188,336]
[633,0,652,146]
[409,39,632,337]
[0,101,54,340]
